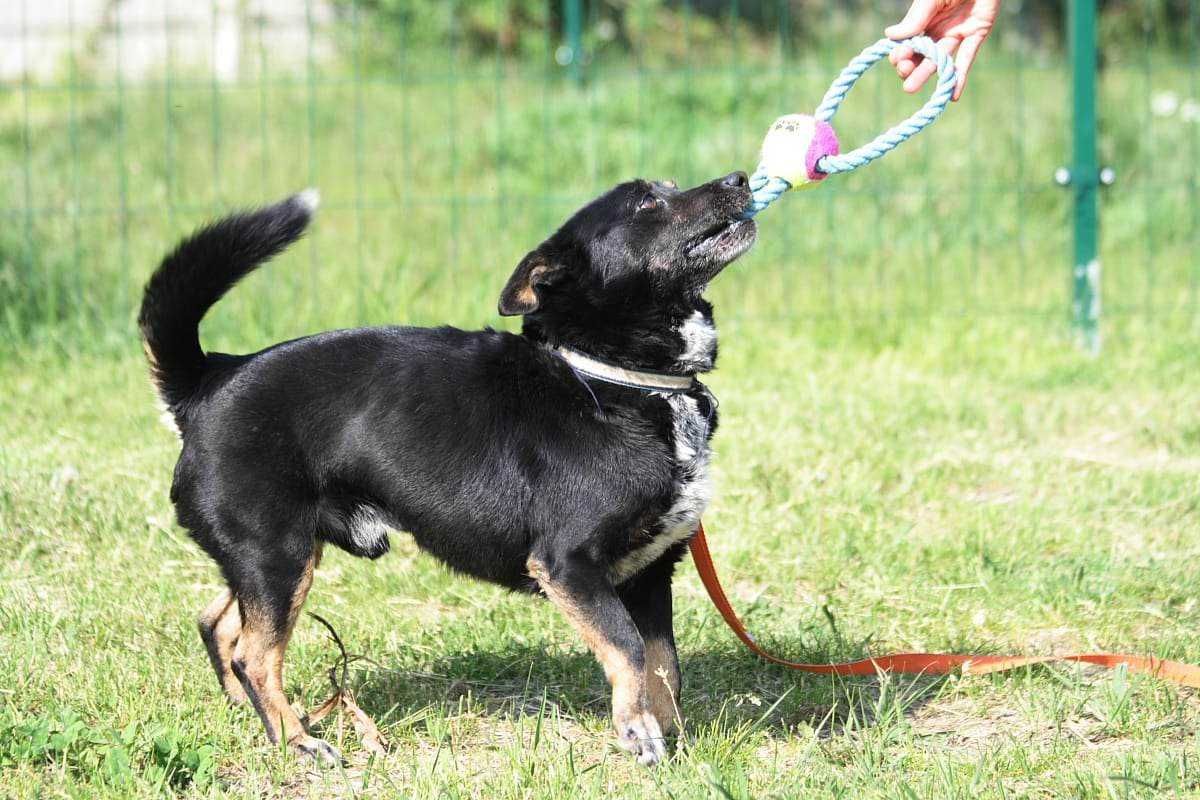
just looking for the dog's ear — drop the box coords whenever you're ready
[498,250,563,316]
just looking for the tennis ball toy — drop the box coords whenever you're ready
[757,114,840,190]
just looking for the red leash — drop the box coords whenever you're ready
[690,523,1200,688]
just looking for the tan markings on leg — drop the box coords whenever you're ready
[528,557,666,764]
[233,556,315,749]
[198,589,247,703]
[644,637,681,734]
[198,588,233,632]
[527,558,645,728]
[288,552,317,621]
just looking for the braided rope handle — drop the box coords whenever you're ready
[815,36,955,174]
[745,172,792,217]
[745,36,955,217]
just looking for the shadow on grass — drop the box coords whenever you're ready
[344,642,952,742]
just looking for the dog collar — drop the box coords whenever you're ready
[554,346,696,393]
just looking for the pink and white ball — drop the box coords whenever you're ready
[758,114,840,190]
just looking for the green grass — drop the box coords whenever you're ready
[2,313,1199,798]
[2,11,1200,797]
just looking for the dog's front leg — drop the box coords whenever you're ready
[618,559,681,736]
[526,553,667,766]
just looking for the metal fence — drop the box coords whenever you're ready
[1,0,1196,352]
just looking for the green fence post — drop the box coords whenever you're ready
[562,0,584,84]
[1068,0,1100,352]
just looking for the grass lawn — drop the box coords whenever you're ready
[2,311,1198,798]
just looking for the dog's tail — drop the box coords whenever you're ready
[138,189,319,411]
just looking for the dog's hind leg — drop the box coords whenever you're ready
[198,587,247,704]
[229,540,339,766]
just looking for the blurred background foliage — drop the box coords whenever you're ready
[333,0,1199,66]
[0,0,1196,351]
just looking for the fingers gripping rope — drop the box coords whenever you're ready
[743,37,955,218]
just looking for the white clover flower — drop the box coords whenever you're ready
[1181,99,1200,123]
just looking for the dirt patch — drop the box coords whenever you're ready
[910,697,1131,755]
[1056,428,1200,473]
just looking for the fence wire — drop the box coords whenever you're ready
[0,0,1196,352]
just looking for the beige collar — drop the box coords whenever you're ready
[554,346,696,392]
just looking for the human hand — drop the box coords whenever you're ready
[884,0,1000,101]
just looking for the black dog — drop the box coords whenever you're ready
[139,173,756,766]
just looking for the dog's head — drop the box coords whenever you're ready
[499,172,756,372]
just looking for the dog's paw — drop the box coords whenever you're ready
[614,711,667,766]
[291,735,342,768]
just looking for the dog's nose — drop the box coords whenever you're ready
[721,171,748,189]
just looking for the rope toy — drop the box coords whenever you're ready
[744,37,955,217]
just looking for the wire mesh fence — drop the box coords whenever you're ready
[0,0,1196,353]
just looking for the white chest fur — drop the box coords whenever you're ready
[610,392,714,584]
[675,310,717,372]
[608,309,718,584]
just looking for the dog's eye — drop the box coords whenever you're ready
[637,193,663,212]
